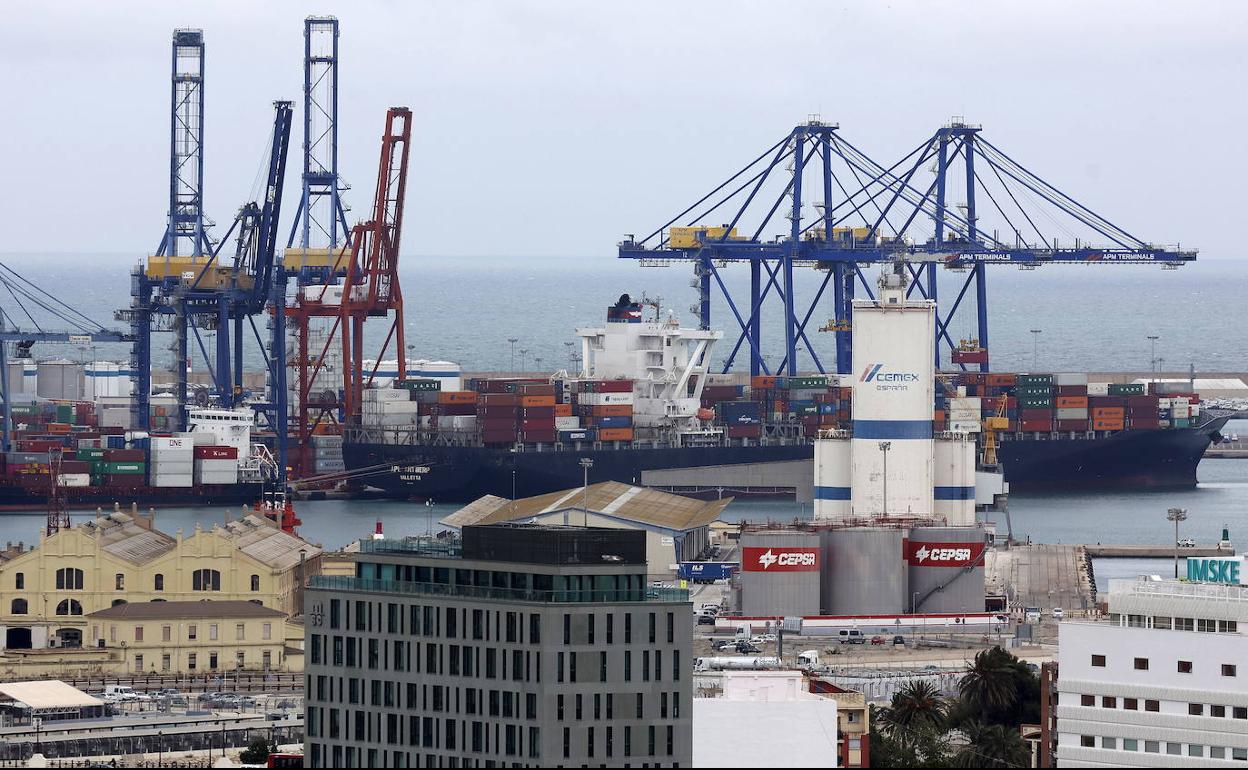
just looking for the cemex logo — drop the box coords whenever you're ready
[905,540,986,568]
[860,363,920,383]
[743,546,820,572]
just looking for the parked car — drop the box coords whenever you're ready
[869,636,886,645]
[197,691,219,703]
[758,633,777,643]
[837,629,866,645]
[892,635,905,646]
[735,642,762,654]
[712,640,735,651]
[696,615,716,625]
[1177,538,1197,548]
[1051,607,1065,620]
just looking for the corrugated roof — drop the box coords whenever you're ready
[442,481,732,533]
[0,680,103,710]
[87,600,284,620]
[215,515,322,570]
[79,512,176,566]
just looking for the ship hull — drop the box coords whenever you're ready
[344,417,1228,501]
[0,479,264,511]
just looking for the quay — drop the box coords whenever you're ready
[1085,544,1236,558]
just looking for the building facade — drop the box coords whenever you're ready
[0,511,321,653]
[303,524,693,768]
[1055,577,1248,766]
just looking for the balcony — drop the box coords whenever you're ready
[309,575,689,604]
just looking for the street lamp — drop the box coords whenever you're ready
[878,442,892,516]
[1029,329,1042,371]
[1167,507,1188,578]
[519,349,528,373]
[1147,335,1160,379]
[579,458,594,527]
[508,338,518,373]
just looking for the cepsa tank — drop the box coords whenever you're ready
[738,530,822,617]
[933,434,977,526]
[821,527,907,616]
[850,273,935,518]
[813,435,851,520]
[906,525,988,614]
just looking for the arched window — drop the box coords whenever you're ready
[250,574,260,592]
[55,599,83,616]
[55,568,84,590]
[154,574,164,591]
[192,569,221,591]
[14,573,23,590]
[111,599,127,607]
[10,598,27,615]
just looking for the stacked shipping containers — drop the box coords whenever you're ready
[149,436,192,487]
[575,379,633,442]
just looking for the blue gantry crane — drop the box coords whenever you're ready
[619,119,1195,376]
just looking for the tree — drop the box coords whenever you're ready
[874,681,952,767]
[881,679,948,734]
[953,722,1031,768]
[240,737,276,764]
[959,647,1017,715]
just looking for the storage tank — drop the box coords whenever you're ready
[906,525,988,614]
[5,361,36,394]
[85,361,126,399]
[738,530,822,617]
[822,527,907,615]
[850,271,935,518]
[416,360,463,391]
[36,359,84,401]
[813,435,851,520]
[933,434,977,526]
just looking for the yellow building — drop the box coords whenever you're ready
[0,511,321,652]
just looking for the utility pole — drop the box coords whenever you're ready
[580,458,594,527]
[520,348,528,374]
[508,338,518,373]
[1147,335,1159,380]
[878,441,891,516]
[1029,329,1042,371]
[1167,507,1188,579]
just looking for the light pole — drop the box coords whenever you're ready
[1147,335,1159,379]
[519,348,528,373]
[534,356,543,373]
[878,441,892,516]
[1167,507,1188,578]
[508,338,518,373]
[564,341,575,370]
[579,458,594,527]
[1029,329,1042,371]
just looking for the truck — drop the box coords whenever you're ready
[694,656,782,672]
[677,561,738,583]
[796,650,821,667]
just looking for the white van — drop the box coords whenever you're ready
[837,629,865,645]
[103,685,149,702]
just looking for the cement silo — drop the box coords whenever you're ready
[906,525,988,614]
[738,530,822,617]
[813,435,851,521]
[933,434,977,526]
[850,271,934,518]
[821,527,907,616]
[37,359,83,401]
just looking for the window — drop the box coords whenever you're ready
[1198,618,1217,633]
[1178,660,1193,673]
[192,569,221,591]
[1189,745,1205,757]
[1123,698,1138,710]
[111,599,126,607]
[209,652,218,669]
[161,625,171,642]
[1218,620,1238,632]
[1212,705,1226,718]
[55,567,83,590]
[14,573,23,590]
[1133,657,1149,670]
[1235,706,1248,719]
[1102,737,1117,750]
[1080,694,1095,707]
[250,574,260,591]
[1189,703,1204,716]
[1175,617,1194,631]
[135,627,144,642]
[115,573,125,591]
[154,573,164,591]
[1101,696,1116,708]
[188,653,197,671]
[10,598,27,615]
[188,625,197,641]
[1212,747,1226,759]
[1123,739,1138,751]
[209,624,218,641]
[236,623,245,641]
[1166,743,1182,756]
[161,653,171,671]
[235,651,245,669]
[1153,615,1172,629]
[262,623,272,640]
[262,650,272,670]
[1222,664,1238,677]
[1145,699,1159,712]
[55,599,82,616]
[1091,654,1106,667]
[1144,741,1159,753]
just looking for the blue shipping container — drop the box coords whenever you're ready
[558,429,595,442]
[595,415,633,429]
[677,562,738,582]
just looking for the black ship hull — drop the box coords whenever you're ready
[0,480,264,511]
[344,416,1229,501]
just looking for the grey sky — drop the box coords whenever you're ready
[2,0,1244,261]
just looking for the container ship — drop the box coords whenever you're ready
[341,295,1230,501]
[0,403,272,510]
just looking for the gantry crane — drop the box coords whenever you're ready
[619,119,1195,376]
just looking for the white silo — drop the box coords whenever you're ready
[850,269,935,518]
[933,432,977,526]
[813,433,852,520]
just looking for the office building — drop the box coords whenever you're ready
[303,524,692,768]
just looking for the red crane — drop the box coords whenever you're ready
[286,107,412,478]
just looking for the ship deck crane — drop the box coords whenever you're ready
[619,119,1195,376]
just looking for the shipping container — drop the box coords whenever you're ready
[597,427,634,442]
[557,429,594,443]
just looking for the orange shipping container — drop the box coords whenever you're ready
[986,373,1017,387]
[48,423,71,434]
[751,376,778,390]
[1091,407,1125,419]
[592,404,633,417]
[1093,419,1125,431]
[437,391,478,405]
[554,403,574,417]
[1055,396,1088,409]
[520,395,556,408]
[597,427,634,442]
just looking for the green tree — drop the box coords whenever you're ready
[240,737,276,764]
[880,679,948,734]
[953,722,1031,768]
[959,647,1017,714]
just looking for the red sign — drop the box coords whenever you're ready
[742,546,820,572]
[904,540,986,568]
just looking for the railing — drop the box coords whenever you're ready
[1107,577,1248,602]
[309,575,689,603]
[359,538,462,557]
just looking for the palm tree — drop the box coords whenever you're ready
[880,679,948,736]
[959,647,1018,716]
[953,722,1030,768]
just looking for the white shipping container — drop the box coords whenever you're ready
[1055,408,1088,420]
[149,460,193,472]
[579,392,634,406]
[56,473,91,488]
[554,416,580,430]
[949,408,981,421]
[949,419,982,433]
[312,435,344,447]
[194,458,237,472]
[1087,382,1110,396]
[195,471,238,485]
[151,437,192,451]
[1053,372,1089,386]
[151,474,194,488]
[949,397,981,410]
[361,388,410,403]
[439,416,477,431]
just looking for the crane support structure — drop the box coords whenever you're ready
[619,120,1195,376]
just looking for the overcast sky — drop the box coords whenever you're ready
[2,0,1244,262]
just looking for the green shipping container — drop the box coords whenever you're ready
[1108,383,1146,395]
[11,404,38,417]
[788,376,827,389]
[79,448,107,460]
[55,405,74,423]
[398,379,441,392]
[103,462,145,474]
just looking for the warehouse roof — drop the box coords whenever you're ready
[87,600,284,620]
[78,512,176,565]
[0,680,103,711]
[443,481,732,533]
[214,515,322,569]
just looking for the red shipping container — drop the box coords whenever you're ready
[1126,395,1159,407]
[1019,408,1053,421]
[481,431,518,443]
[1020,419,1053,431]
[1129,418,1160,429]
[516,383,556,396]
[105,475,145,488]
[520,406,555,419]
[60,460,90,473]
[194,445,239,460]
[479,393,521,406]
[728,425,762,438]
[520,418,555,430]
[1055,385,1088,396]
[1056,420,1089,431]
[589,380,633,393]
[597,427,634,441]
[1089,396,1127,407]
[436,403,477,417]
[478,418,519,432]
[98,426,125,435]
[477,406,519,418]
[986,373,1017,387]
[519,430,556,443]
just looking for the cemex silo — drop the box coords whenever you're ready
[813,433,852,519]
[932,432,977,525]
[906,525,989,614]
[821,526,907,615]
[738,530,821,617]
[850,269,935,519]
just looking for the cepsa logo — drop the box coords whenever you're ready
[860,363,920,384]
[743,547,820,572]
[905,540,985,567]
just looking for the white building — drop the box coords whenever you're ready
[1055,575,1248,766]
